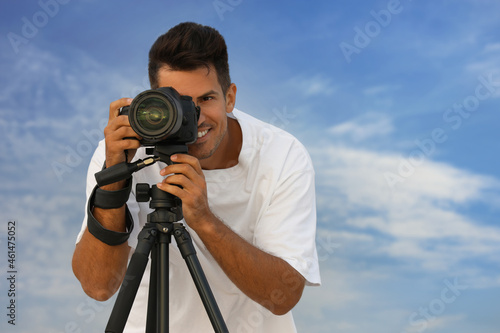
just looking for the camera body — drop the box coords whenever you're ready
[120,87,200,146]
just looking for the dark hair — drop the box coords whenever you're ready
[148,22,231,94]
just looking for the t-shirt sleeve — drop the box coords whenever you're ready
[252,142,321,286]
[75,140,106,244]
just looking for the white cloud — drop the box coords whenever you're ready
[362,84,399,96]
[328,112,393,142]
[0,45,140,331]
[401,314,467,333]
[286,73,337,97]
[294,257,370,333]
[483,42,500,53]
[310,141,500,282]
[0,44,147,191]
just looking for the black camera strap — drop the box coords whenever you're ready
[93,177,132,209]
[86,180,134,246]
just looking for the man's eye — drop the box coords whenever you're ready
[202,96,213,102]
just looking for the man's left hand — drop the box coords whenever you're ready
[157,154,213,230]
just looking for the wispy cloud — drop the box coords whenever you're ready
[311,141,500,281]
[286,73,337,97]
[362,84,399,96]
[401,314,467,333]
[328,112,394,142]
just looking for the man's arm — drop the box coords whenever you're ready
[72,98,141,301]
[157,154,306,315]
[199,214,306,315]
[72,202,131,301]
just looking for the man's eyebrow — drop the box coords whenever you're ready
[198,90,219,98]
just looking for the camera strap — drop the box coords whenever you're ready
[86,181,134,246]
[93,177,132,209]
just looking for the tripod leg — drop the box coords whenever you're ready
[105,225,157,333]
[146,242,158,333]
[157,231,170,333]
[146,231,170,333]
[173,223,229,333]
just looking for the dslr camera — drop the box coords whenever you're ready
[120,87,200,146]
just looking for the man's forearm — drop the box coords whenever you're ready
[195,214,306,315]
[72,204,131,301]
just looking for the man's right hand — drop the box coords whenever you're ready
[104,98,142,169]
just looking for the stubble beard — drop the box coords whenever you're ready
[188,125,227,161]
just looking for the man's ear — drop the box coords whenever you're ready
[225,83,237,113]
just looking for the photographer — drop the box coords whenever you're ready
[72,22,321,332]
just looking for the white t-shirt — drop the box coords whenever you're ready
[77,109,321,332]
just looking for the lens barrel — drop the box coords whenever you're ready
[128,88,183,143]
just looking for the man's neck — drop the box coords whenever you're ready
[200,117,242,170]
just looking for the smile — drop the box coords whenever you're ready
[198,129,209,138]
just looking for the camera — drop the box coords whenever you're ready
[120,87,200,146]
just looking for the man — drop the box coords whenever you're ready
[73,22,320,332]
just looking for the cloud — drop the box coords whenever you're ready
[328,112,394,142]
[296,138,498,329]
[286,73,337,97]
[483,42,500,53]
[0,44,136,332]
[362,84,399,96]
[401,314,467,333]
[0,44,146,191]
[310,136,500,282]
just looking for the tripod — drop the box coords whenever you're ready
[96,144,228,333]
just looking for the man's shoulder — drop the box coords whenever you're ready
[233,108,313,172]
[232,108,300,145]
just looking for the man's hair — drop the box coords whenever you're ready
[148,22,231,94]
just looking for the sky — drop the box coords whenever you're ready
[1,0,500,332]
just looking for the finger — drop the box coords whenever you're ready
[105,135,141,156]
[116,138,142,151]
[158,174,205,203]
[105,117,141,139]
[157,182,185,200]
[160,163,203,186]
[170,154,203,175]
[109,98,133,121]
[161,173,193,189]
[114,123,142,140]
[104,117,142,167]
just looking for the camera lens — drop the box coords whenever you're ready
[130,91,182,142]
[126,87,193,145]
[136,97,172,133]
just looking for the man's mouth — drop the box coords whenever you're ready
[197,129,209,138]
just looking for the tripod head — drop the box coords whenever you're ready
[136,184,183,223]
[94,143,188,187]
[146,143,188,165]
[93,142,188,225]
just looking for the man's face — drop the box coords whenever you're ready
[156,65,235,162]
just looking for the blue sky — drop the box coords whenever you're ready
[1,0,500,332]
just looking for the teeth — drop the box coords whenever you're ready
[197,129,209,138]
